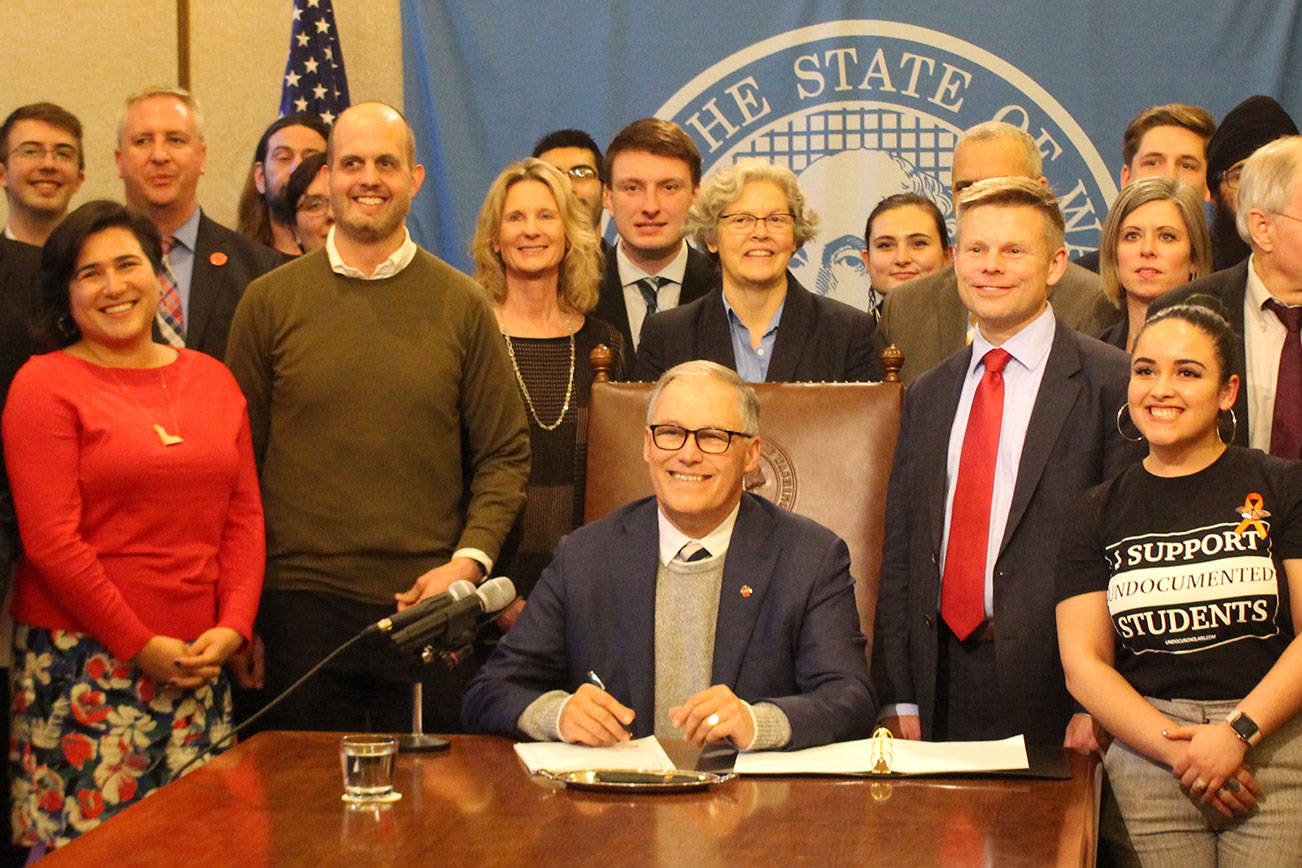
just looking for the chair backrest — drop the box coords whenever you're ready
[584,372,903,654]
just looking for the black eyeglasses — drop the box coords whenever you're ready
[648,424,753,454]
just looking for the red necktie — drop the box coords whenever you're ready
[1266,299,1302,459]
[941,348,1012,640]
[156,236,186,347]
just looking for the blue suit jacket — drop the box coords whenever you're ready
[462,493,876,750]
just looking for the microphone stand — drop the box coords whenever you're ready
[401,683,449,753]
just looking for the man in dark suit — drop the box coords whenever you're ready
[115,87,280,359]
[880,121,1118,383]
[635,159,883,383]
[1150,135,1302,459]
[463,360,874,751]
[876,177,1135,747]
[592,119,715,355]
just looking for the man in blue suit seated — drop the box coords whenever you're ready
[462,360,875,750]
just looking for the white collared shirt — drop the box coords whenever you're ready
[325,225,418,279]
[656,500,741,566]
[1243,255,1289,452]
[617,239,689,349]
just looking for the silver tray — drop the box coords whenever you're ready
[540,768,733,793]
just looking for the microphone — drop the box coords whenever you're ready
[363,579,477,636]
[388,576,517,651]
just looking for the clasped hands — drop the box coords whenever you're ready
[131,627,246,690]
[558,683,755,750]
[1164,722,1261,819]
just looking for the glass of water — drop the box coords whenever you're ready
[339,735,401,803]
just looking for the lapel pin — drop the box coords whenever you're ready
[740,585,752,598]
[209,251,228,267]
[1234,493,1270,538]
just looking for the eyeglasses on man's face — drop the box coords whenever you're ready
[647,424,753,454]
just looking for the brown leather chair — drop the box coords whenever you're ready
[583,348,904,657]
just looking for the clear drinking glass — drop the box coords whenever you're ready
[339,734,401,803]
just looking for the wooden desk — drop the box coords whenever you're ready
[44,732,1098,867]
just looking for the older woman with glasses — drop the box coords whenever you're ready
[1097,177,1212,352]
[470,158,624,602]
[634,157,884,383]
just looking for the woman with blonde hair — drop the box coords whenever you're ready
[471,158,624,598]
[1098,177,1212,352]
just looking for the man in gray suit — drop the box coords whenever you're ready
[875,177,1136,746]
[880,122,1118,383]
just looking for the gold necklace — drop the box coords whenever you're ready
[501,325,575,432]
[83,345,184,446]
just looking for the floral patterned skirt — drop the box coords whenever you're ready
[9,624,233,849]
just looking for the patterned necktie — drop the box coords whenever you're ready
[156,236,186,347]
[676,541,711,563]
[1266,299,1302,459]
[638,276,667,316]
[941,348,1012,640]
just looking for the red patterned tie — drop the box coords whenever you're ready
[941,348,1012,640]
[1266,299,1302,459]
[156,236,185,347]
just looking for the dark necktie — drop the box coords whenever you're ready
[941,348,1012,640]
[638,276,667,316]
[156,236,186,347]
[1266,299,1302,459]
[676,541,711,563]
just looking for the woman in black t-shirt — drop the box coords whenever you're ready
[1057,303,1302,865]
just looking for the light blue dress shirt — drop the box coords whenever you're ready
[722,291,784,383]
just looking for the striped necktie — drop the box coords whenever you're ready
[676,541,711,563]
[156,236,186,347]
[638,276,667,316]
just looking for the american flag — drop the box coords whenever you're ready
[279,0,350,123]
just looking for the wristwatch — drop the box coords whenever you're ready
[1225,710,1262,747]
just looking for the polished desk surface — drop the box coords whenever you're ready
[44,732,1098,867]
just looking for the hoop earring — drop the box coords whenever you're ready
[56,312,78,341]
[1218,406,1238,445]
[1116,403,1145,443]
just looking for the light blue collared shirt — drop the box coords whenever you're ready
[722,292,784,383]
[941,303,1056,617]
[165,207,202,323]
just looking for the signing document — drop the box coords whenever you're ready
[735,735,1028,776]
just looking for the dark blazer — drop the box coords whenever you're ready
[175,211,282,359]
[879,262,1119,384]
[1146,260,1251,446]
[0,237,44,567]
[593,242,715,353]
[875,320,1137,745]
[633,274,885,382]
[462,493,876,750]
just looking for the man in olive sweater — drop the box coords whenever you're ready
[225,103,529,732]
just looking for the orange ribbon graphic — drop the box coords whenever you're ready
[1234,493,1270,538]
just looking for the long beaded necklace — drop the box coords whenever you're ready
[501,323,575,432]
[84,345,184,446]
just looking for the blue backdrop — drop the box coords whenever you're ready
[401,0,1302,306]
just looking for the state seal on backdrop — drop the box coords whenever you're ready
[656,21,1116,312]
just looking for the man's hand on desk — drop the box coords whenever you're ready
[880,714,922,740]
[395,557,484,611]
[559,683,635,746]
[669,685,755,749]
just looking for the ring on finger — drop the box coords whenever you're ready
[1192,778,1208,792]
[1222,778,1242,793]
[705,713,720,727]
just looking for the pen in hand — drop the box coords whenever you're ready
[582,670,633,742]
[587,670,608,692]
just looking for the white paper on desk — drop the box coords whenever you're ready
[513,736,676,774]
[734,734,1028,776]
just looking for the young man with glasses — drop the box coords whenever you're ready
[463,359,875,750]
[0,103,84,246]
[532,128,606,231]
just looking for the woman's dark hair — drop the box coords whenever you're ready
[1139,296,1236,385]
[273,152,328,226]
[37,200,163,347]
[863,192,950,248]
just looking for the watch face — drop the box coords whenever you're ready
[1229,712,1259,743]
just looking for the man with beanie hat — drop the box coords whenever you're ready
[1206,95,1298,269]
